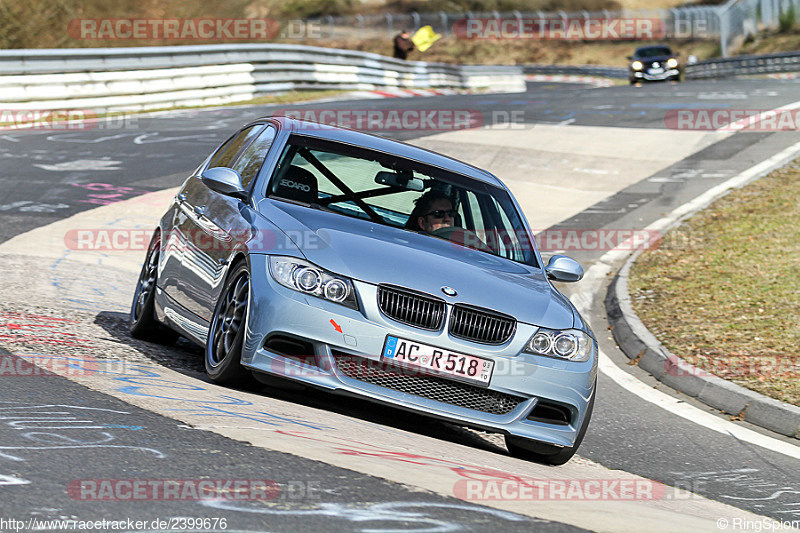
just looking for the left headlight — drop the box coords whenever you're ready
[269,256,359,310]
[523,327,596,362]
[666,58,679,68]
[631,60,644,70]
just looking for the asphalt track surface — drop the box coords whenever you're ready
[1,79,800,530]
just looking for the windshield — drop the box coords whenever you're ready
[636,47,672,58]
[267,134,538,267]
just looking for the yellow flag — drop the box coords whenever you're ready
[412,25,441,52]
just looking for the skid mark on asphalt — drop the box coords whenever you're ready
[201,500,543,533]
[0,401,165,463]
[0,313,92,348]
[670,469,800,519]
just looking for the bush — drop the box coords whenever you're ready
[779,6,795,33]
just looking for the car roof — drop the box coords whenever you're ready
[635,45,672,53]
[253,116,505,188]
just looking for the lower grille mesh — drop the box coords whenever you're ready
[335,354,525,415]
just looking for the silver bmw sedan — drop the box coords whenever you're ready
[130,116,597,465]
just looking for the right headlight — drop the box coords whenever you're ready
[523,327,596,362]
[631,60,644,70]
[269,256,359,310]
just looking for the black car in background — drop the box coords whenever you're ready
[628,45,681,84]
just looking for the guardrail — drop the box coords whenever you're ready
[3,42,800,113]
[523,64,627,79]
[685,50,800,78]
[525,49,800,82]
[0,44,526,112]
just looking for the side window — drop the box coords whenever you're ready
[462,191,485,233]
[229,126,277,190]
[207,125,263,170]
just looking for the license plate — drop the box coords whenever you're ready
[382,336,494,386]
[649,67,664,74]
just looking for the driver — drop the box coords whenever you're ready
[405,190,457,234]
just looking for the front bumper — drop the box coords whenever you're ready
[241,254,597,448]
[631,68,680,81]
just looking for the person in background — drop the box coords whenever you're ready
[393,29,415,60]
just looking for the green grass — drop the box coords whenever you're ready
[629,160,800,406]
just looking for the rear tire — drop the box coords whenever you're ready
[205,261,254,385]
[130,232,178,344]
[506,381,596,466]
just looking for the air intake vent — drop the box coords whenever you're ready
[377,285,445,330]
[335,354,525,415]
[527,401,572,426]
[449,305,516,344]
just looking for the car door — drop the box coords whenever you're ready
[176,124,278,322]
[164,124,262,319]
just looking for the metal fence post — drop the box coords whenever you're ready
[513,10,522,36]
[411,11,420,29]
[719,7,729,57]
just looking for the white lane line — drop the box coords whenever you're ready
[578,139,800,460]
[0,474,30,486]
[719,99,800,132]
[598,352,800,461]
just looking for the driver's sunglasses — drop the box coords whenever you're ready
[422,209,457,219]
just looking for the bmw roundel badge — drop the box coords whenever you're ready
[441,286,457,297]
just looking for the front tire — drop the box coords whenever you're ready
[130,232,178,344]
[506,382,596,466]
[205,261,253,384]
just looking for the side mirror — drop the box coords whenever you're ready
[201,167,247,199]
[545,254,584,282]
[626,55,633,60]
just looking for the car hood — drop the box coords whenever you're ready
[263,201,575,328]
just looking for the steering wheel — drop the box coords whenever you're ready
[430,226,492,252]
